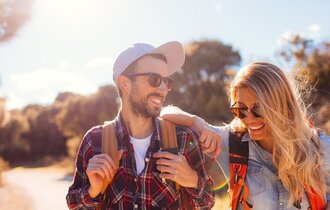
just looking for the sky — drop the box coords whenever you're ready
[0,0,329,109]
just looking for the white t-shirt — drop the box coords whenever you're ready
[130,134,152,175]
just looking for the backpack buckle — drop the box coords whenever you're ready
[233,164,242,184]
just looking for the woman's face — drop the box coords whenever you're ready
[235,87,271,141]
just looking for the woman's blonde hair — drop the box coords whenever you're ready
[229,61,327,206]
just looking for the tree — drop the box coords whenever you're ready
[278,33,330,133]
[0,0,33,127]
[0,0,33,42]
[0,85,121,164]
[278,34,330,103]
[166,40,241,124]
[0,109,30,162]
[55,85,120,139]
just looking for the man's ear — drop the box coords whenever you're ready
[117,75,130,94]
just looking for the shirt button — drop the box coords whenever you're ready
[134,204,138,209]
[134,178,138,182]
[145,157,149,162]
[279,202,283,206]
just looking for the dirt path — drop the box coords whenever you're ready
[1,167,73,210]
[1,167,228,210]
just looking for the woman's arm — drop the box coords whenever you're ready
[160,105,199,128]
[160,105,221,159]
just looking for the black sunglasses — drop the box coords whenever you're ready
[124,72,173,90]
[230,102,262,119]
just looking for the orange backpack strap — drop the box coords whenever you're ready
[101,120,119,194]
[306,188,326,210]
[229,132,252,210]
[159,118,178,150]
[159,118,178,191]
[159,118,194,209]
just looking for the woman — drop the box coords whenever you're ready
[161,62,330,210]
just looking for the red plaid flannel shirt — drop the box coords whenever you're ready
[66,114,214,209]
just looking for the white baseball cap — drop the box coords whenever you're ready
[113,41,185,83]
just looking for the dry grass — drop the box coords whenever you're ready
[213,193,230,210]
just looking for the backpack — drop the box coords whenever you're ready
[97,118,191,209]
[228,131,326,210]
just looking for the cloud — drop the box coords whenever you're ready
[84,56,114,69]
[5,56,116,109]
[5,92,28,110]
[11,66,97,94]
[83,56,115,85]
[214,3,223,13]
[8,60,99,109]
[308,24,321,32]
[277,24,324,46]
[277,30,299,46]
[307,24,322,40]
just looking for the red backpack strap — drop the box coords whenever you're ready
[306,187,326,210]
[229,131,252,210]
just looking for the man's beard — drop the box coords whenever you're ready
[129,92,163,118]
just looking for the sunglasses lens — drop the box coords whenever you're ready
[165,78,174,90]
[148,74,162,87]
[251,106,262,118]
[148,74,173,90]
[231,108,247,119]
[231,102,262,119]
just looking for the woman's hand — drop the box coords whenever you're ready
[161,105,222,159]
[193,117,221,160]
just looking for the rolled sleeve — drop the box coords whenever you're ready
[81,185,104,207]
[210,125,230,178]
[179,126,215,209]
[184,175,214,199]
[66,126,103,210]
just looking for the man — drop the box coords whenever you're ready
[66,41,215,209]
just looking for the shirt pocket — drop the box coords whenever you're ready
[246,160,265,196]
[106,167,133,205]
[150,172,180,208]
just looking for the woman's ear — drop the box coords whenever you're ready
[117,75,130,95]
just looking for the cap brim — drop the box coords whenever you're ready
[152,41,185,76]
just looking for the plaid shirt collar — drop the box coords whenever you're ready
[114,112,162,152]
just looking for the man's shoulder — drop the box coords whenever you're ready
[174,124,197,134]
[174,124,199,140]
[84,125,103,137]
[81,125,103,146]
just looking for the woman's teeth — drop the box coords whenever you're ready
[249,124,264,130]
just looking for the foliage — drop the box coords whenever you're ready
[278,34,330,101]
[0,85,120,164]
[278,34,330,133]
[0,0,33,42]
[0,98,6,127]
[0,110,30,162]
[166,40,241,124]
[55,85,119,139]
[0,39,242,164]
[0,0,34,129]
